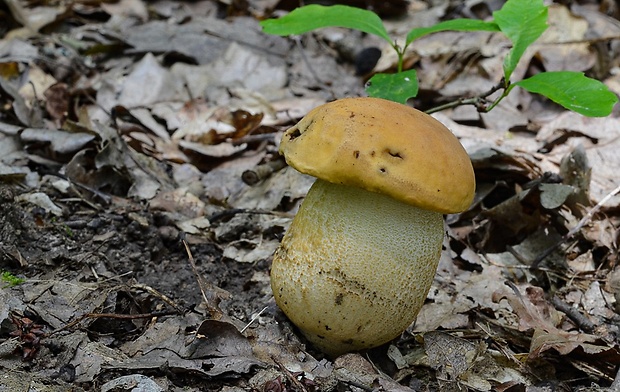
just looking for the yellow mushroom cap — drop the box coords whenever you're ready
[279,97,475,214]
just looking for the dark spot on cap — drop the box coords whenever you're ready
[335,293,344,305]
[386,149,403,159]
[325,325,332,331]
[288,127,301,140]
[353,150,360,158]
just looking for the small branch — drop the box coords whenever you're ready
[131,283,185,314]
[550,296,596,333]
[240,306,268,333]
[294,36,335,100]
[564,183,620,239]
[47,310,177,337]
[425,77,507,114]
[425,96,488,114]
[531,183,620,269]
[273,358,311,392]
[242,158,287,185]
[42,171,111,206]
[207,208,284,224]
[183,240,229,320]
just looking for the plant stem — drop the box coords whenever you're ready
[424,78,508,114]
[425,97,485,114]
[392,42,404,73]
[483,89,510,112]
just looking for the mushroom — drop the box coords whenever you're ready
[271,97,475,356]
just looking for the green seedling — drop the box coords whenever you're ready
[1,271,25,288]
[63,224,74,238]
[261,0,617,116]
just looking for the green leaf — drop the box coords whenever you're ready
[1,271,25,288]
[365,70,419,104]
[406,19,500,46]
[260,5,392,44]
[493,0,548,81]
[514,72,618,117]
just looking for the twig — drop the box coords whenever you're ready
[475,322,536,379]
[240,306,268,333]
[293,36,336,101]
[83,312,176,320]
[242,158,287,185]
[550,296,596,333]
[504,279,522,298]
[294,36,323,86]
[182,240,229,319]
[184,240,211,309]
[207,208,287,224]
[273,358,310,392]
[531,183,620,269]
[479,253,563,275]
[231,133,276,146]
[425,77,506,114]
[131,283,185,314]
[46,310,177,337]
[41,171,111,206]
[565,183,620,238]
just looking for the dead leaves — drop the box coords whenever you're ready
[494,283,620,368]
[1,0,620,390]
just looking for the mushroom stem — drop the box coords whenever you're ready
[271,179,444,356]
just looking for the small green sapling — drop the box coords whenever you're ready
[261,0,617,116]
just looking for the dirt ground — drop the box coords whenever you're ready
[0,180,277,390]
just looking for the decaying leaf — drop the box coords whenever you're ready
[114,316,264,378]
[1,0,619,390]
[493,284,620,363]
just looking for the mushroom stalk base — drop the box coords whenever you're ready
[271,179,444,356]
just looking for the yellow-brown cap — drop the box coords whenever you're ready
[279,97,475,214]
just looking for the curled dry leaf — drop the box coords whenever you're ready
[493,284,620,362]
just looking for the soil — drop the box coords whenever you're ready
[0,181,282,390]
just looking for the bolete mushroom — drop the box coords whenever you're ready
[271,97,475,356]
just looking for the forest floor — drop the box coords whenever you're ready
[1,0,620,391]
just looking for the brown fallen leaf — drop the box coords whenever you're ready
[44,82,70,124]
[493,283,620,363]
